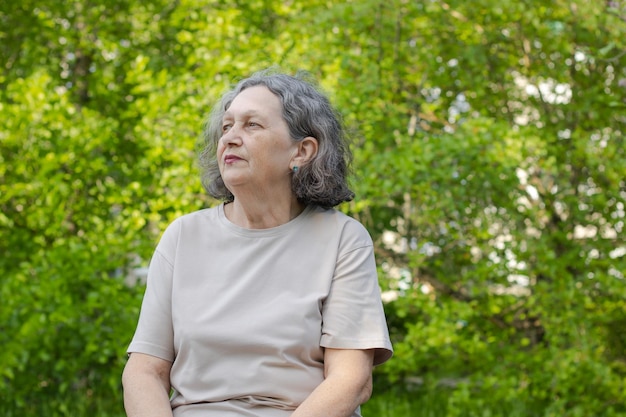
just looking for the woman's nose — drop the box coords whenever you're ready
[221,124,242,146]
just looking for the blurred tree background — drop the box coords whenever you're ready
[1,0,624,416]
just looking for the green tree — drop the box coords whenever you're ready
[325,1,626,415]
[1,0,624,415]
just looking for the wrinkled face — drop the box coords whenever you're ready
[217,86,297,194]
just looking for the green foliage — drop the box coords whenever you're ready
[1,0,625,415]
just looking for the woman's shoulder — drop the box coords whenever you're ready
[173,206,219,224]
[309,205,366,225]
[307,206,372,242]
[158,206,220,242]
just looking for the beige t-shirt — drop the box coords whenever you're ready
[127,203,393,417]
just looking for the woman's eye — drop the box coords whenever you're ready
[248,121,259,127]
[222,124,232,132]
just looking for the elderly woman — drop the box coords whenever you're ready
[122,71,393,417]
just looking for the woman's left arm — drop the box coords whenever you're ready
[291,348,375,417]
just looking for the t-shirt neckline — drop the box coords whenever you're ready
[217,203,313,237]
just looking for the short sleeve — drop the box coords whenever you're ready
[126,221,179,362]
[320,222,393,366]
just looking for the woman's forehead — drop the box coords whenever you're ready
[224,86,282,117]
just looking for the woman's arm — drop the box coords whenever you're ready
[291,348,375,417]
[122,352,174,417]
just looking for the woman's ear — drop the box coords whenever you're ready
[292,136,319,167]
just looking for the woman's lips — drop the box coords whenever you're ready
[224,155,243,164]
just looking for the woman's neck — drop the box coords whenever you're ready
[224,195,305,229]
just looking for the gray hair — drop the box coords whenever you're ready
[199,70,354,208]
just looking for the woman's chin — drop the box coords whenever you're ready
[221,175,250,191]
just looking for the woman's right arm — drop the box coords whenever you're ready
[122,352,174,417]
